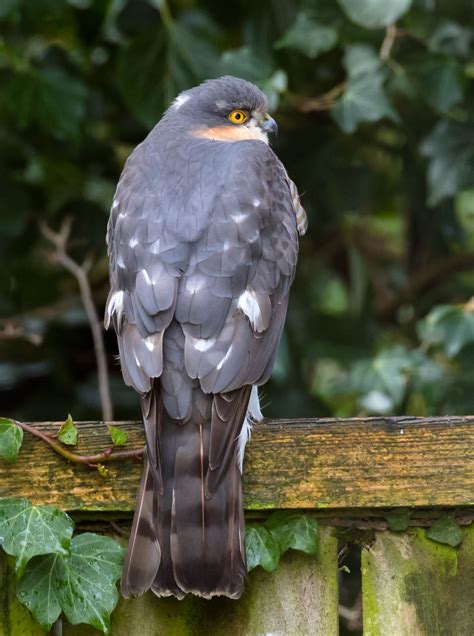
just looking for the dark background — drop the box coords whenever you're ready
[1,2,474,631]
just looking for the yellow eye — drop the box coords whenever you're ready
[228,110,248,124]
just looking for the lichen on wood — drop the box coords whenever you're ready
[362,524,474,635]
[1,417,473,512]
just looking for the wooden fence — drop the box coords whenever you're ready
[1,417,473,635]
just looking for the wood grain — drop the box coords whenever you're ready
[0,417,473,512]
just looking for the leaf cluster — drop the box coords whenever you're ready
[0,497,124,633]
[245,512,319,572]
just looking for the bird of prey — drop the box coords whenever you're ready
[105,76,307,600]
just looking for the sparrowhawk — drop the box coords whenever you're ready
[105,76,307,599]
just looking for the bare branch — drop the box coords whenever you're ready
[291,82,347,113]
[39,218,113,422]
[379,24,398,61]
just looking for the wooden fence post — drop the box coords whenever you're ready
[59,527,339,636]
[362,524,474,635]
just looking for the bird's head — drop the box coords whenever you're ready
[165,76,278,143]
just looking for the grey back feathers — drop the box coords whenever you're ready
[106,76,305,599]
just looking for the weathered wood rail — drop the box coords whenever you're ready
[1,416,473,511]
[1,417,474,635]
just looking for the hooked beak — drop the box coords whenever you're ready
[261,114,278,136]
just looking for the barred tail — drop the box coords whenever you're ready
[121,386,248,600]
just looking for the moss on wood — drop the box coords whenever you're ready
[362,523,474,635]
[1,417,474,511]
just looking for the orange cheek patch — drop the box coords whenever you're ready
[192,125,267,142]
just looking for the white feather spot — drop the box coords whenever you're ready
[141,269,152,285]
[237,386,263,472]
[232,213,248,223]
[173,94,190,109]
[238,289,262,332]
[144,336,155,352]
[237,415,252,472]
[105,290,124,329]
[252,198,261,207]
[194,337,216,352]
[129,237,139,248]
[186,277,205,293]
[134,351,141,368]
[216,344,233,371]
[112,199,119,210]
[150,239,161,254]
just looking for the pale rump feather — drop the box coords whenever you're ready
[237,385,263,471]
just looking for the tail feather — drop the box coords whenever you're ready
[120,457,161,598]
[122,383,250,599]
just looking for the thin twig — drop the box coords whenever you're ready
[16,420,143,466]
[39,218,113,422]
[292,82,347,113]
[379,24,398,61]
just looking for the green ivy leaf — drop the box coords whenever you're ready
[350,344,410,409]
[17,555,62,631]
[245,525,280,572]
[275,13,338,59]
[17,533,124,632]
[0,68,86,140]
[408,54,466,112]
[107,424,128,447]
[420,120,474,206]
[428,20,473,58]
[58,414,78,446]
[0,417,23,463]
[426,516,463,547]
[264,512,319,555]
[0,498,73,573]
[337,0,412,29]
[418,304,474,357]
[331,45,398,133]
[117,15,219,127]
[385,508,411,531]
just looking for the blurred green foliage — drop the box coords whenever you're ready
[1,0,474,422]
